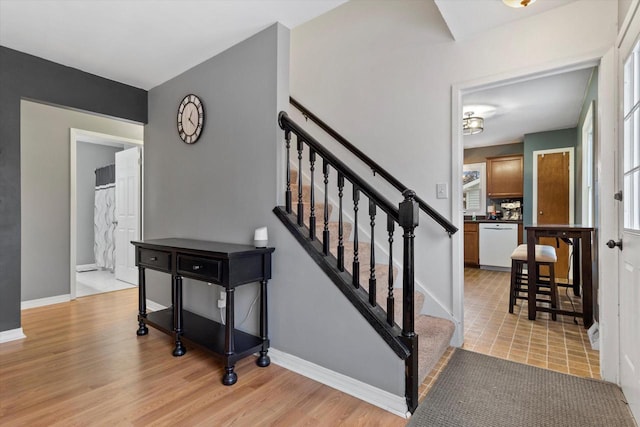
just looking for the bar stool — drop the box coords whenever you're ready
[509,244,558,321]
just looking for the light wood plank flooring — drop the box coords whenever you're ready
[0,289,406,426]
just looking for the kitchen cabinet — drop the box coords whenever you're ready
[464,222,479,267]
[487,155,523,198]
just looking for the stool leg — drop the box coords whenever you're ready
[509,260,518,313]
[549,263,557,321]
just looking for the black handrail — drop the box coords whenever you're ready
[290,97,458,237]
[279,112,400,222]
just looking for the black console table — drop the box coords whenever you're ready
[132,238,275,385]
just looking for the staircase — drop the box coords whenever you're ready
[289,169,455,384]
[274,106,458,413]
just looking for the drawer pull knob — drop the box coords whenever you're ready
[193,265,202,270]
[149,257,158,261]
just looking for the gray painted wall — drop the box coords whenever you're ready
[76,143,124,266]
[145,24,403,395]
[522,128,577,227]
[20,101,143,301]
[0,46,147,331]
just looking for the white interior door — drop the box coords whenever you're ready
[115,146,141,285]
[618,6,640,420]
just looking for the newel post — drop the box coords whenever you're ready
[399,189,419,413]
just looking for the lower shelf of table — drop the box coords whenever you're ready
[145,308,265,363]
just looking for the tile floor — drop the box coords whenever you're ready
[419,267,600,399]
[76,269,135,297]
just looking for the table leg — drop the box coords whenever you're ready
[136,267,148,336]
[581,232,594,328]
[572,238,581,296]
[527,231,538,320]
[223,287,238,385]
[257,279,270,367]
[172,275,186,356]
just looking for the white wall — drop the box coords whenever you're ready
[291,0,617,331]
[20,100,143,301]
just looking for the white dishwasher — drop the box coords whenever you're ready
[479,222,519,269]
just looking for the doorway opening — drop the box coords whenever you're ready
[455,62,601,380]
[70,129,143,299]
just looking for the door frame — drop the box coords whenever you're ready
[69,128,143,299]
[450,51,616,380]
[532,147,575,226]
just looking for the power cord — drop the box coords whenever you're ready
[218,289,260,328]
[564,250,578,325]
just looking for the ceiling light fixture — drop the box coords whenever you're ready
[463,112,484,136]
[503,0,536,8]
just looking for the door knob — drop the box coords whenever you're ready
[539,211,543,215]
[606,239,623,250]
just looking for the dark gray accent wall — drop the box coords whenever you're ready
[523,128,577,227]
[0,46,147,331]
[76,143,123,266]
[145,24,403,394]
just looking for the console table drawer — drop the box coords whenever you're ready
[138,248,171,272]
[177,254,221,282]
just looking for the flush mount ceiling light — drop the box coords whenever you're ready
[463,112,484,136]
[503,0,536,7]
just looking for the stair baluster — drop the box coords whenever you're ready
[399,189,419,413]
[309,149,316,240]
[368,199,376,306]
[285,130,292,214]
[297,137,304,226]
[337,172,345,272]
[352,186,360,289]
[387,215,395,326]
[323,160,330,255]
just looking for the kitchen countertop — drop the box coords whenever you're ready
[464,217,522,224]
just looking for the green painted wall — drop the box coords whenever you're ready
[523,128,577,227]
[463,142,524,165]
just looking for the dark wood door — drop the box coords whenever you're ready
[537,151,570,280]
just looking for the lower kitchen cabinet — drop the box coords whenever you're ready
[464,222,479,267]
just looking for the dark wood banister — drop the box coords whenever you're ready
[279,111,400,222]
[290,96,458,237]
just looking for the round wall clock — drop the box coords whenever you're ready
[177,94,204,144]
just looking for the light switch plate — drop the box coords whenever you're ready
[436,183,448,199]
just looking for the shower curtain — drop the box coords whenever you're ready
[94,164,116,271]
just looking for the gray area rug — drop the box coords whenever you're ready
[408,349,636,427]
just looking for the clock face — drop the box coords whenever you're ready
[177,94,204,144]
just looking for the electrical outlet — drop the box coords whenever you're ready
[217,289,226,309]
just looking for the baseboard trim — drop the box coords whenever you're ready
[21,294,71,310]
[0,327,26,343]
[269,348,409,418]
[146,299,167,312]
[76,263,98,272]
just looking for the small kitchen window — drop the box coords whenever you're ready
[463,162,486,215]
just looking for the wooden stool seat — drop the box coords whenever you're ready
[509,244,559,320]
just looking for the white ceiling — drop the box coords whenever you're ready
[434,0,578,40]
[0,0,594,150]
[0,0,347,90]
[463,68,595,149]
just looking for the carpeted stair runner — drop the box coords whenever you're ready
[291,168,454,385]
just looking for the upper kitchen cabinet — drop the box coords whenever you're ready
[486,154,523,198]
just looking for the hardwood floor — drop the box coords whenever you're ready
[0,289,406,426]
